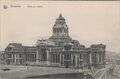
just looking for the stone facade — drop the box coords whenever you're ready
[4,14,106,68]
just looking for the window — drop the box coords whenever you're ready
[57,54,60,63]
[53,54,55,63]
[52,54,60,63]
[8,54,12,58]
[80,54,82,59]
[65,54,71,60]
[67,54,70,60]
[19,54,22,58]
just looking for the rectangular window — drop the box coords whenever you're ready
[8,54,12,58]
[53,54,55,63]
[56,54,57,63]
[19,54,22,58]
[80,54,82,59]
[61,55,63,64]
[28,54,30,61]
[16,59,18,62]
[35,54,36,62]
[66,54,70,60]
[52,54,60,63]
[32,54,33,61]
[25,54,27,61]
[16,54,18,58]
[58,54,60,63]
[99,54,101,62]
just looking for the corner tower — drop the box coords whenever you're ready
[49,14,71,40]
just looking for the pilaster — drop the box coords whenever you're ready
[97,53,99,63]
[36,50,39,64]
[89,53,92,64]
[14,54,16,64]
[46,49,50,65]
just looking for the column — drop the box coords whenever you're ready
[60,54,61,65]
[32,54,34,62]
[71,54,73,66]
[75,55,77,67]
[30,54,31,62]
[55,54,56,63]
[47,50,49,61]
[89,53,92,64]
[18,54,19,64]
[29,54,31,62]
[36,50,39,64]
[63,55,64,65]
[28,54,29,62]
[11,54,14,63]
[101,53,103,63]
[28,54,30,62]
[97,53,99,63]
[51,54,53,63]
[14,54,16,64]
[46,49,49,64]
[26,54,28,62]
[27,54,29,62]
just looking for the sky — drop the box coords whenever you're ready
[0,1,120,53]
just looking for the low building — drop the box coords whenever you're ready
[4,14,106,68]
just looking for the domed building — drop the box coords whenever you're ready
[4,14,106,68]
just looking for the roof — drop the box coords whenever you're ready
[7,43,22,48]
[53,14,68,29]
[91,44,106,48]
[64,42,73,46]
[36,40,55,46]
[57,14,65,20]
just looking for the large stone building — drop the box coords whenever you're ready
[4,14,106,68]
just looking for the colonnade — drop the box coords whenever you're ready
[25,53,36,62]
[9,53,22,64]
[34,49,105,68]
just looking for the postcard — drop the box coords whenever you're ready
[0,0,120,79]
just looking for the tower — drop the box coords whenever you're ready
[53,14,69,36]
[49,14,71,40]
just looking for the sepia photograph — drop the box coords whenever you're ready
[0,1,120,79]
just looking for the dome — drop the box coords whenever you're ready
[8,45,15,48]
[53,14,68,29]
[56,14,65,20]
[53,24,67,28]
[54,14,66,25]
[64,42,73,50]
[64,42,73,46]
